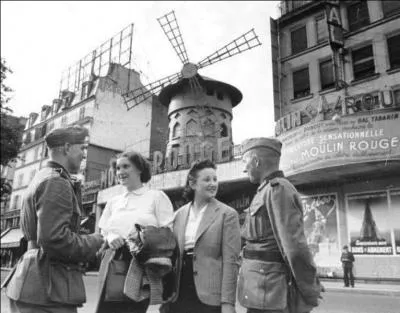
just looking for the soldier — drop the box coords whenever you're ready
[237,137,322,313]
[3,126,104,313]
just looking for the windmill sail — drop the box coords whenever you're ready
[122,72,181,110]
[197,29,262,69]
[157,10,189,64]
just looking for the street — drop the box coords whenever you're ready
[1,273,399,313]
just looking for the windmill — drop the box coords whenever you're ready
[122,10,261,110]
[123,10,261,169]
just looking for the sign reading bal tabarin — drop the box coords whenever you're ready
[279,111,400,175]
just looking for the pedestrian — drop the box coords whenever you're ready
[163,160,241,313]
[238,137,322,313]
[4,126,105,313]
[340,245,355,287]
[95,150,175,313]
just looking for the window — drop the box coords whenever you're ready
[382,0,400,17]
[12,195,20,210]
[394,89,400,105]
[34,147,40,160]
[79,107,85,120]
[319,59,335,90]
[186,119,197,136]
[293,67,310,99]
[206,88,213,96]
[347,1,370,32]
[172,122,181,138]
[47,121,54,132]
[34,127,41,141]
[220,124,228,137]
[216,92,224,100]
[387,34,400,70]
[20,153,26,166]
[291,26,307,54]
[315,14,328,43]
[29,170,36,181]
[352,45,375,80]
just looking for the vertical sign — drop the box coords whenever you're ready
[326,2,344,49]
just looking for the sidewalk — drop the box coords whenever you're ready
[319,279,400,297]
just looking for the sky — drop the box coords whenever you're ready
[1,1,280,144]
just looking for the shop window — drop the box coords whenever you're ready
[394,89,400,105]
[315,14,328,43]
[291,25,308,54]
[293,67,310,99]
[347,1,370,32]
[382,0,400,18]
[186,119,197,136]
[387,34,400,70]
[352,45,375,80]
[172,122,181,138]
[319,59,335,90]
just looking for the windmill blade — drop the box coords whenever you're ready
[122,72,181,110]
[197,29,261,69]
[157,11,189,65]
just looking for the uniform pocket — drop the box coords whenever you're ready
[238,259,287,310]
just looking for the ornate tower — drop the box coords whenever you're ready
[158,74,242,169]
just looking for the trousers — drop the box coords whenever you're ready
[343,266,355,287]
[8,299,77,313]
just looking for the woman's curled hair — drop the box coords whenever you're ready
[182,159,216,202]
[117,150,152,183]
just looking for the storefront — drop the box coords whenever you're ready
[278,109,400,280]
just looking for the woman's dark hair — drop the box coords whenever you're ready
[183,159,217,202]
[117,150,151,183]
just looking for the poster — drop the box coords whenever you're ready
[301,194,341,272]
[390,190,400,255]
[347,192,393,255]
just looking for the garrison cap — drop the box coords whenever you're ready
[45,125,89,148]
[241,137,282,155]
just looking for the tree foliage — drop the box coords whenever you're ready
[1,58,25,167]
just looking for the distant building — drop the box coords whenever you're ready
[0,62,169,267]
[271,0,400,279]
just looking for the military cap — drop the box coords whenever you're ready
[45,125,89,148]
[241,137,282,155]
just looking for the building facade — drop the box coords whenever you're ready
[271,0,400,279]
[0,63,169,267]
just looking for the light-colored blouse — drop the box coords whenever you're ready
[184,203,208,250]
[98,186,174,240]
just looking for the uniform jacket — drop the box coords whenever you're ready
[170,198,241,306]
[341,251,355,268]
[4,161,103,307]
[238,172,321,311]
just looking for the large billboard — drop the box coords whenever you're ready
[279,111,400,176]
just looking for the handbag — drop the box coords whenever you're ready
[101,249,131,302]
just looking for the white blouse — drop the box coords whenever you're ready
[184,203,208,250]
[98,186,174,240]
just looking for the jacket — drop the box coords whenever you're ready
[341,252,355,268]
[4,161,104,306]
[170,198,241,306]
[238,171,321,311]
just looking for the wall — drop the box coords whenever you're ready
[86,145,120,181]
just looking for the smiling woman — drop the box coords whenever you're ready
[95,150,175,313]
[162,160,241,313]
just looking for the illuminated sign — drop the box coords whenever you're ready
[326,2,343,49]
[275,89,397,136]
[279,111,400,176]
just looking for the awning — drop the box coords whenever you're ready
[0,228,23,249]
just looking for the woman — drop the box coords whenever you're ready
[166,160,241,313]
[95,150,174,313]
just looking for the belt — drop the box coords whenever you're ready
[184,248,194,256]
[243,248,285,263]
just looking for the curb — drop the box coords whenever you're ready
[324,286,400,297]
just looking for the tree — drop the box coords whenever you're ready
[1,58,25,167]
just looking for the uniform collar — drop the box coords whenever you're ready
[257,170,284,192]
[123,185,148,197]
[45,160,72,180]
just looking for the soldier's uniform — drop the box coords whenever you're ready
[237,138,321,313]
[3,126,104,313]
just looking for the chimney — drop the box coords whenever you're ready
[61,90,75,110]
[81,80,94,100]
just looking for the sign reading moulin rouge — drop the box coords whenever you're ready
[279,111,400,175]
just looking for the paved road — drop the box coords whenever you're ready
[1,274,399,313]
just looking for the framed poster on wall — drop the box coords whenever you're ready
[346,191,393,255]
[301,193,340,271]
